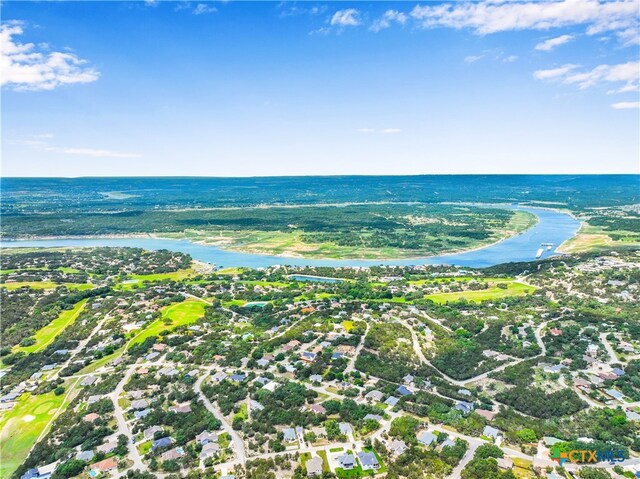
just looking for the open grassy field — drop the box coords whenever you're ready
[14,299,88,354]
[424,281,534,304]
[0,282,93,291]
[0,390,66,478]
[128,268,196,282]
[559,223,639,253]
[127,298,206,347]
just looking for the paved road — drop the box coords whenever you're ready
[194,369,247,465]
[111,364,146,472]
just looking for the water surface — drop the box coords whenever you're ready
[1,207,580,269]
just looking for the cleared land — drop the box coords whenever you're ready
[128,298,206,346]
[14,299,88,354]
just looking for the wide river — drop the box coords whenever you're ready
[1,206,580,269]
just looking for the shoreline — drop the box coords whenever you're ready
[0,208,542,262]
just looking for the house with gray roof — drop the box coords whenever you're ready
[357,451,380,471]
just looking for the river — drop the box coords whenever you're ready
[0,206,580,269]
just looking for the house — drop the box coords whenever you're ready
[543,437,562,447]
[475,409,496,421]
[483,425,501,441]
[403,374,414,385]
[358,451,381,471]
[84,413,99,423]
[211,371,227,382]
[90,457,118,474]
[497,457,514,469]
[134,408,150,420]
[455,401,474,415]
[283,428,297,442]
[152,437,174,451]
[200,442,220,459]
[97,440,118,454]
[365,390,384,402]
[363,414,382,422]
[159,367,179,377]
[76,450,95,461]
[169,403,192,414]
[186,369,199,378]
[161,447,185,461]
[309,403,326,414]
[338,454,356,470]
[440,438,456,449]
[131,399,149,410]
[309,374,323,383]
[604,389,625,401]
[80,375,97,387]
[418,430,437,447]
[385,396,400,407]
[306,456,323,477]
[301,351,317,362]
[196,430,218,445]
[254,377,270,386]
[256,359,270,368]
[230,373,246,383]
[36,462,58,479]
[388,439,407,456]
[612,367,625,376]
[250,400,265,411]
[396,385,412,396]
[87,395,102,404]
[144,425,163,440]
[331,352,343,360]
[339,422,352,436]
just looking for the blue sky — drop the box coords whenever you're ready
[2,0,639,177]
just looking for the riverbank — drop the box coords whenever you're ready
[0,207,580,269]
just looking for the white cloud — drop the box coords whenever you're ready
[331,9,361,27]
[535,34,575,51]
[464,54,485,63]
[534,61,639,92]
[381,128,401,134]
[370,10,408,32]
[533,64,579,80]
[503,55,518,63]
[193,3,217,15]
[410,0,638,45]
[1,22,99,91]
[611,101,640,109]
[356,128,375,133]
[44,146,142,158]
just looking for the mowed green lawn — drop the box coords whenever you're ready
[0,390,66,478]
[15,299,88,354]
[115,269,196,290]
[425,281,534,304]
[128,299,206,347]
[0,282,93,291]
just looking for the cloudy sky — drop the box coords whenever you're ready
[2,0,639,177]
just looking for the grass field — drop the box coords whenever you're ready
[127,299,206,347]
[424,281,534,303]
[15,299,88,354]
[128,268,196,282]
[0,390,66,478]
[0,282,93,291]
